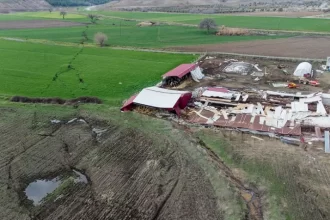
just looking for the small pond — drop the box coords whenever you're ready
[24,169,88,205]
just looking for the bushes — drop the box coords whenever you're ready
[217,25,249,36]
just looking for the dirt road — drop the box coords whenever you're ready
[170,36,330,59]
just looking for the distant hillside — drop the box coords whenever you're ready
[45,0,110,6]
[0,0,51,12]
[0,0,112,12]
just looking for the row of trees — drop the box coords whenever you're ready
[45,0,110,7]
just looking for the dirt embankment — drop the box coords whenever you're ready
[0,20,85,30]
[0,106,229,220]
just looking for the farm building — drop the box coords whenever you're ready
[121,87,192,115]
[162,63,204,86]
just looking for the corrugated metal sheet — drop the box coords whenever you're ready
[207,87,229,93]
[300,96,322,103]
[163,63,197,78]
[291,102,308,112]
[191,66,204,82]
[202,90,233,99]
[325,131,330,153]
[317,101,327,115]
[193,113,301,136]
[134,87,189,108]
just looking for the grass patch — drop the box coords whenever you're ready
[96,11,330,33]
[0,18,290,48]
[0,12,85,20]
[197,130,291,220]
[0,39,196,105]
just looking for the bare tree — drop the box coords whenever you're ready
[199,18,217,34]
[60,11,67,19]
[88,14,99,24]
[49,8,53,13]
[94,32,108,47]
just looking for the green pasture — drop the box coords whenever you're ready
[0,39,196,105]
[96,11,330,32]
[0,18,289,48]
[0,11,86,21]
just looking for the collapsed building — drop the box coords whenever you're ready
[162,63,204,87]
[121,86,192,115]
[121,60,330,150]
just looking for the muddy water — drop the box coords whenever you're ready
[25,177,61,205]
[24,169,88,205]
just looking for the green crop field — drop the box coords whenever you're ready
[0,39,196,105]
[96,11,330,33]
[0,18,288,48]
[0,12,86,21]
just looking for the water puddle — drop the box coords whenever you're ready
[24,169,88,206]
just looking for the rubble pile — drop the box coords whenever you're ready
[122,56,330,151]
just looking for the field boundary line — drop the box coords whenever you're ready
[78,13,330,35]
[0,37,325,62]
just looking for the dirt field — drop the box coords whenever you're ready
[170,54,328,94]
[223,11,324,18]
[0,105,248,220]
[0,20,84,30]
[170,36,330,60]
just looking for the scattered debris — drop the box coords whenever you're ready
[51,119,61,124]
[67,118,78,124]
[223,62,254,75]
[251,72,264,77]
[272,82,288,88]
[121,56,330,152]
[251,136,264,141]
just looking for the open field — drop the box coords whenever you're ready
[170,36,330,59]
[0,18,289,47]
[0,39,196,104]
[197,128,330,220]
[96,11,330,32]
[0,104,245,220]
[222,11,325,18]
[0,20,85,29]
[0,12,86,21]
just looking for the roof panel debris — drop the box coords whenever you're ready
[121,56,330,150]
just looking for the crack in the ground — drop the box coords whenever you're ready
[197,138,263,220]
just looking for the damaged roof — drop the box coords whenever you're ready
[121,87,192,115]
[163,63,197,79]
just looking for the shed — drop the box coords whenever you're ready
[121,87,192,115]
[163,63,204,82]
[293,62,313,77]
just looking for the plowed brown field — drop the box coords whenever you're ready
[0,20,84,30]
[170,36,330,59]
